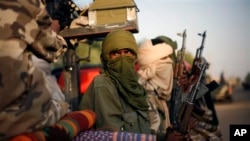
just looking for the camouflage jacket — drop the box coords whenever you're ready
[0,0,69,140]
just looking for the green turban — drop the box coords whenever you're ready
[156,35,178,50]
[155,35,178,66]
[101,29,138,61]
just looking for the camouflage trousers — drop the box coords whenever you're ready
[0,51,69,140]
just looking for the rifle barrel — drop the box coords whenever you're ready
[197,31,206,58]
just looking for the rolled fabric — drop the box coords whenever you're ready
[10,110,96,141]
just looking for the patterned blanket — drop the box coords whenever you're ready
[10,109,156,141]
[10,110,96,141]
[74,130,156,141]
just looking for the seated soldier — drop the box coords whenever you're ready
[137,36,177,135]
[79,29,191,141]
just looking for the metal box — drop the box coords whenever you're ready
[88,0,139,32]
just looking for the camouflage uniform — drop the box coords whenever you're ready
[0,0,69,140]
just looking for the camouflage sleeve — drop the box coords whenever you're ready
[27,0,68,63]
[0,0,69,140]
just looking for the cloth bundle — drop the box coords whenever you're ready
[10,110,96,141]
[74,130,156,141]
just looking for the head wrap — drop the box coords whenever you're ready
[137,40,173,67]
[137,38,175,131]
[100,30,148,111]
[101,29,138,61]
[156,36,177,50]
[155,36,178,65]
[137,39,174,100]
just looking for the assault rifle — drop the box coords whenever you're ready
[174,29,187,80]
[170,29,187,129]
[177,62,209,134]
[182,31,208,95]
[190,31,206,77]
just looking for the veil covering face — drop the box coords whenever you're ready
[137,37,175,133]
[137,39,174,100]
[101,29,149,111]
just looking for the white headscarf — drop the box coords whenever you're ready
[137,40,174,100]
[137,39,175,131]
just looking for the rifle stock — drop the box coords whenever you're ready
[178,101,194,133]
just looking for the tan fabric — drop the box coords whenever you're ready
[147,92,171,133]
[137,40,173,67]
[137,40,174,100]
[138,59,173,100]
[137,39,174,133]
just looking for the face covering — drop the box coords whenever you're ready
[102,56,149,111]
[138,57,173,101]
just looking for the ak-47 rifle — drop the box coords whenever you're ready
[169,29,187,129]
[190,31,206,77]
[188,31,220,129]
[174,29,187,79]
[182,31,207,94]
[177,62,209,134]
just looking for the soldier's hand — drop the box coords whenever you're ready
[166,130,185,141]
[184,132,193,141]
[177,69,189,92]
[51,20,60,33]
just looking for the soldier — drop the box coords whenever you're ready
[0,0,70,140]
[79,29,150,134]
[137,36,195,140]
[79,29,191,141]
[137,36,176,135]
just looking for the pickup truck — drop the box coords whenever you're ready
[54,63,140,95]
[53,65,101,95]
